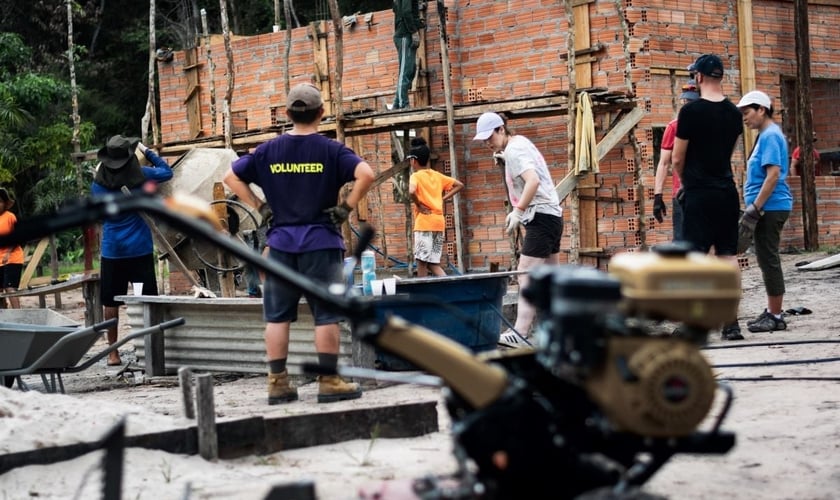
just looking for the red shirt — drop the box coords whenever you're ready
[661,119,682,192]
[791,147,820,176]
[792,146,820,162]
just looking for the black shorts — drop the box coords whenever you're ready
[521,213,564,258]
[100,254,159,307]
[262,248,344,325]
[681,186,740,256]
[0,263,23,289]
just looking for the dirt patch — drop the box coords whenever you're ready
[2,250,840,499]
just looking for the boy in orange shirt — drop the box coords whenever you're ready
[408,138,464,277]
[0,188,23,308]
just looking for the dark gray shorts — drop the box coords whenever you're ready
[262,248,343,325]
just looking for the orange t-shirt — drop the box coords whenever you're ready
[0,211,23,265]
[409,169,456,232]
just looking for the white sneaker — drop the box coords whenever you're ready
[497,329,532,348]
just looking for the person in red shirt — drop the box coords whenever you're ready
[653,79,699,240]
[790,136,820,177]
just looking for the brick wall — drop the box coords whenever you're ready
[156,0,840,277]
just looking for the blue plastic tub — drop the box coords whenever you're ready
[372,272,514,370]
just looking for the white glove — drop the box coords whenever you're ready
[137,142,148,154]
[505,208,523,235]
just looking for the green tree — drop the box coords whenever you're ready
[0,32,96,217]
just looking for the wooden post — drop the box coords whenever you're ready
[195,373,219,460]
[435,0,466,273]
[736,0,757,156]
[563,0,579,264]
[143,301,166,377]
[179,367,195,419]
[212,183,237,297]
[794,0,818,250]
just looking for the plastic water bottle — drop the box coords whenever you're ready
[362,270,377,296]
[343,257,356,290]
[361,250,376,274]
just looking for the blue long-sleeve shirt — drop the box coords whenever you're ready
[91,149,173,259]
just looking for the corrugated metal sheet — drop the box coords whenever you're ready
[128,298,353,375]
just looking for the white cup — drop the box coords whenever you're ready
[383,277,397,295]
[132,282,144,295]
[370,279,384,296]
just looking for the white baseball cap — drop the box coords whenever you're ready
[736,90,772,110]
[473,112,504,141]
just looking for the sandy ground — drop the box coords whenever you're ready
[1,250,839,499]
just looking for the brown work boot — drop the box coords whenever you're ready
[317,375,363,403]
[267,371,298,405]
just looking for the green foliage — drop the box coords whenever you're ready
[0,33,32,79]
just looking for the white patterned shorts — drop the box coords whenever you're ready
[414,231,444,264]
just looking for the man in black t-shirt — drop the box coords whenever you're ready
[672,53,745,341]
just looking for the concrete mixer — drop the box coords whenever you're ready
[156,148,264,294]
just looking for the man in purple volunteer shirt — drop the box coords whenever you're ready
[224,83,375,405]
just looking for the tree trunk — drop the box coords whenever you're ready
[220,0,235,150]
[284,0,292,95]
[327,0,344,142]
[201,8,218,135]
[67,0,95,272]
[143,0,160,146]
[794,0,818,250]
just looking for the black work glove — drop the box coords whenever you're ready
[324,201,352,226]
[653,193,667,223]
[258,203,273,228]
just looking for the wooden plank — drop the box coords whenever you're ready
[0,401,437,473]
[310,21,333,117]
[18,238,50,289]
[2,272,98,298]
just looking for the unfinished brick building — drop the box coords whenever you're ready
[156,0,840,276]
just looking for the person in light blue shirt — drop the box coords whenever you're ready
[736,90,793,333]
[91,135,173,365]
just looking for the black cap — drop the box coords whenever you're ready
[688,54,724,79]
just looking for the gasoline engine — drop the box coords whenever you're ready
[432,244,741,499]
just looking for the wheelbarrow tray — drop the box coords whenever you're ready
[0,322,92,371]
[0,318,185,393]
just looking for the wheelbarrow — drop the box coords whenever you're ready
[0,317,185,393]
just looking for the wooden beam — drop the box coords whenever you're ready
[595,106,645,160]
[555,106,644,202]
[158,95,635,155]
[18,238,50,289]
